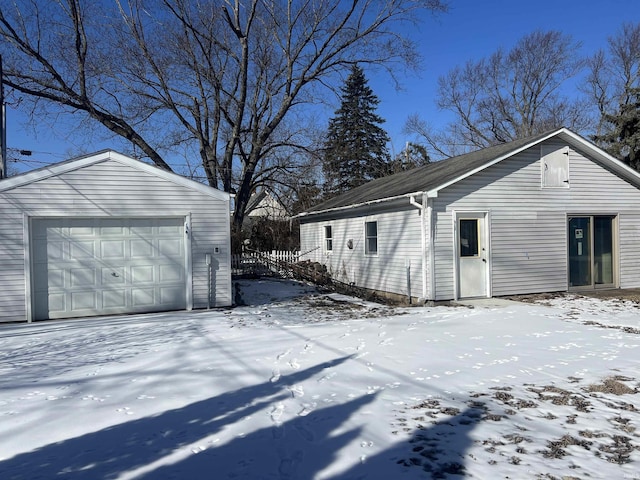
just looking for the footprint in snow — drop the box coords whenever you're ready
[270,368,281,383]
[288,358,300,370]
[270,403,285,425]
[297,402,316,417]
[317,372,336,383]
[288,385,304,398]
[277,349,291,360]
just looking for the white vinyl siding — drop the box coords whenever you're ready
[301,206,424,299]
[301,136,640,302]
[0,156,231,322]
[433,139,640,300]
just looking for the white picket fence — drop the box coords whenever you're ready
[232,250,300,277]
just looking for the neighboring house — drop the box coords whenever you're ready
[0,150,232,323]
[298,128,640,303]
[245,190,289,221]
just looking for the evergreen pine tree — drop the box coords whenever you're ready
[322,65,391,197]
[594,87,640,171]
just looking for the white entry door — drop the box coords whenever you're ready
[32,217,187,320]
[457,213,488,298]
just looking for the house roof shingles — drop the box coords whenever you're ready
[307,130,558,214]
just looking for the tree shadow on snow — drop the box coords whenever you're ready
[0,356,354,480]
[340,404,486,479]
[0,351,485,479]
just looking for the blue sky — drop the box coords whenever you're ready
[370,0,640,155]
[4,0,640,172]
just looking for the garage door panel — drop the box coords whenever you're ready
[47,242,65,260]
[69,225,94,236]
[131,239,153,257]
[132,288,155,306]
[159,264,183,282]
[102,267,125,284]
[70,268,96,287]
[131,223,154,235]
[48,293,65,313]
[100,224,125,235]
[48,269,65,288]
[71,291,97,311]
[131,265,154,283]
[158,238,183,257]
[103,290,126,309]
[70,241,95,259]
[160,286,184,303]
[32,217,187,320]
[101,240,125,259]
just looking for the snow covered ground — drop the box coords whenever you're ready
[0,279,638,479]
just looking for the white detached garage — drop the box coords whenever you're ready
[0,150,232,322]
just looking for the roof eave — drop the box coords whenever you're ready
[296,190,429,219]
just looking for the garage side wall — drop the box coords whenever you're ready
[0,159,231,322]
[299,205,425,301]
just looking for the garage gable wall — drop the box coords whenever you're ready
[0,156,231,322]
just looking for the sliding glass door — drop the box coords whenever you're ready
[568,216,615,289]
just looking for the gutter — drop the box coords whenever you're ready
[295,190,435,219]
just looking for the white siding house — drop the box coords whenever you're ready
[0,150,232,323]
[298,128,640,303]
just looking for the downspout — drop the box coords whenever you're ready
[427,198,436,302]
[409,194,428,303]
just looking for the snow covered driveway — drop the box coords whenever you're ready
[0,279,638,479]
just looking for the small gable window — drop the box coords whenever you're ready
[324,225,333,252]
[542,145,570,188]
[365,221,377,255]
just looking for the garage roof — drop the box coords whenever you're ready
[0,150,228,200]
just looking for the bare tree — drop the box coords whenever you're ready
[405,30,589,157]
[0,0,447,229]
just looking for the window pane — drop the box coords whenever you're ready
[594,216,613,285]
[324,226,332,251]
[366,222,377,237]
[366,237,377,254]
[365,221,377,254]
[459,219,479,257]
[568,217,591,287]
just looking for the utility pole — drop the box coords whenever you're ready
[0,55,6,180]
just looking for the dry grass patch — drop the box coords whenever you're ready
[585,376,637,395]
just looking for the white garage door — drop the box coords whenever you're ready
[32,217,187,320]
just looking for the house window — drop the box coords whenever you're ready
[365,221,377,255]
[324,225,333,252]
[542,145,569,188]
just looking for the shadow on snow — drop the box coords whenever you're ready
[0,354,484,479]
